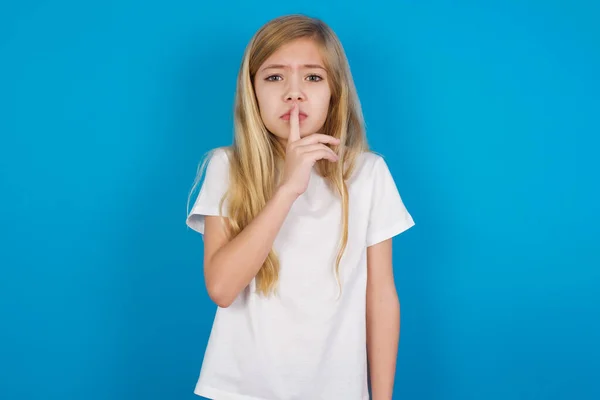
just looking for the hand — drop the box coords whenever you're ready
[277,103,340,197]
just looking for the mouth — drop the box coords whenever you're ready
[280,111,308,121]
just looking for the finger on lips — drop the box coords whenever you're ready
[288,103,301,144]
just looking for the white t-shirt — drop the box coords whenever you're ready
[186,147,415,400]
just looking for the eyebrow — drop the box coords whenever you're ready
[260,64,327,72]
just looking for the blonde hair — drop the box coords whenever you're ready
[188,14,369,297]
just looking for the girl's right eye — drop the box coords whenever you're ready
[265,75,282,82]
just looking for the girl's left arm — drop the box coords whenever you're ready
[366,238,400,400]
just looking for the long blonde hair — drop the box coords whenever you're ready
[188,14,369,297]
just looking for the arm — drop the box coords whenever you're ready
[366,238,401,400]
[203,186,298,308]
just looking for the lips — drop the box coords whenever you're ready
[280,111,307,121]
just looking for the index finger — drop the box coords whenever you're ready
[296,133,340,146]
[288,103,301,145]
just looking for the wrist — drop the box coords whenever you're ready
[274,184,299,203]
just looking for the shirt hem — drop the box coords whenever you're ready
[194,384,271,400]
[366,217,415,247]
[194,385,370,400]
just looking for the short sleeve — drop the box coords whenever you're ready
[366,156,415,246]
[186,148,230,234]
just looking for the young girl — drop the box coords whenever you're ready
[186,14,415,400]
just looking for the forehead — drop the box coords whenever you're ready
[262,38,324,66]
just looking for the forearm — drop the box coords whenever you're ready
[206,186,297,306]
[366,285,400,399]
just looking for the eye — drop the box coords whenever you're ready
[265,75,282,82]
[264,74,324,82]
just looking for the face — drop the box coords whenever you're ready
[253,38,332,146]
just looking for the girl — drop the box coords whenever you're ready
[186,14,415,400]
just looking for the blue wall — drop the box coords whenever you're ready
[1,1,598,399]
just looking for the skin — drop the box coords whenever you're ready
[366,238,401,400]
[203,37,400,400]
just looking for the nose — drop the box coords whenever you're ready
[283,74,305,103]
[285,91,304,102]
[284,89,305,103]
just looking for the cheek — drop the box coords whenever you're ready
[316,92,331,119]
[255,88,277,116]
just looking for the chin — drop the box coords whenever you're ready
[267,130,287,142]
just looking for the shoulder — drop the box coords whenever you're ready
[208,146,232,163]
[359,151,386,168]
[203,146,233,172]
[348,151,387,181]
[195,146,233,186]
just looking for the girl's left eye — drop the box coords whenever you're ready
[306,74,323,82]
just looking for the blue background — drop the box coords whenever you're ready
[1,1,598,399]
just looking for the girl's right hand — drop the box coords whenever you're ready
[278,103,340,197]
